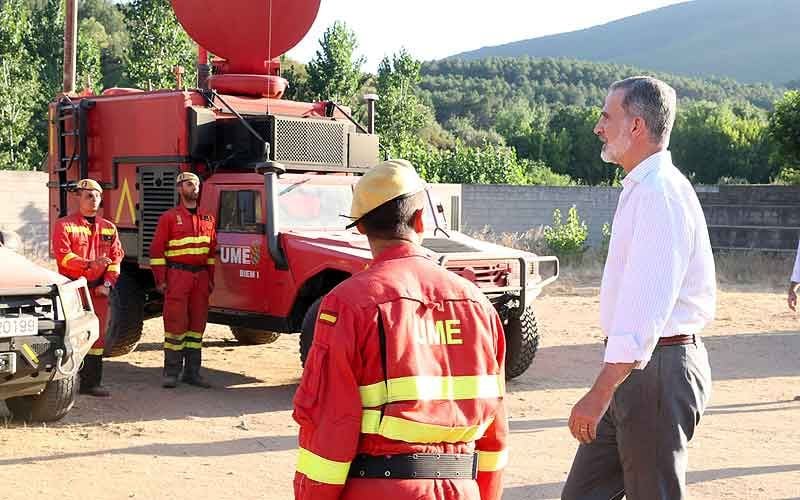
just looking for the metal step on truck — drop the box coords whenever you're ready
[47,0,558,379]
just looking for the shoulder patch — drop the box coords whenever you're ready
[318,310,338,326]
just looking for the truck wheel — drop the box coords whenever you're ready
[6,374,78,422]
[230,327,281,345]
[105,271,146,357]
[299,297,322,366]
[502,305,540,380]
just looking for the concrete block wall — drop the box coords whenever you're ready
[460,185,621,246]
[0,171,50,260]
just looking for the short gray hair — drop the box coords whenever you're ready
[610,76,677,145]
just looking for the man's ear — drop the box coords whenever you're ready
[412,208,425,234]
[356,222,367,235]
[631,116,646,138]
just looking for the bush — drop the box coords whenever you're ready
[543,205,588,262]
[773,167,800,185]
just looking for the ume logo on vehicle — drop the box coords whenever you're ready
[219,244,261,265]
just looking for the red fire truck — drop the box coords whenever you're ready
[48,0,558,379]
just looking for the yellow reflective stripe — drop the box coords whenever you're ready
[184,341,203,349]
[164,247,210,257]
[206,258,216,265]
[164,342,184,351]
[477,449,508,472]
[150,258,167,266]
[359,375,503,407]
[359,382,388,407]
[296,447,351,485]
[167,236,211,247]
[64,225,91,236]
[185,331,203,340]
[100,228,116,236]
[361,410,382,434]
[387,375,503,403]
[88,348,104,356]
[374,415,493,444]
[106,264,120,273]
[164,332,186,341]
[61,252,79,266]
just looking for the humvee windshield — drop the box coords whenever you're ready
[277,180,445,230]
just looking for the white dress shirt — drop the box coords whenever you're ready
[792,239,800,283]
[600,150,716,369]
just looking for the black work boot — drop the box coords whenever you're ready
[162,349,183,388]
[79,354,111,397]
[182,349,211,388]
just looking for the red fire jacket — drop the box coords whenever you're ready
[52,213,123,287]
[149,205,217,286]
[293,243,508,500]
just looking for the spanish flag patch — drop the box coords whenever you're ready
[318,310,338,326]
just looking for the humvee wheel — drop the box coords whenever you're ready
[105,272,146,357]
[299,297,323,366]
[6,374,78,422]
[230,327,281,345]
[502,305,540,380]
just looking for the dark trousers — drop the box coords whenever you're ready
[562,342,712,500]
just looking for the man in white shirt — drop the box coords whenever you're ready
[787,239,800,312]
[562,76,716,500]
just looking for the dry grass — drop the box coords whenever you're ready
[471,228,794,294]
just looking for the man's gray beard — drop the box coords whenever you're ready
[600,144,615,164]
[182,193,199,203]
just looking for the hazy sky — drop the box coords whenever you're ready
[286,0,690,71]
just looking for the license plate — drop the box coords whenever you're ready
[0,316,39,338]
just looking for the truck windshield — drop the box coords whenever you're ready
[277,181,446,230]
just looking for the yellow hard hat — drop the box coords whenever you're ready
[177,172,200,184]
[347,159,426,228]
[76,178,102,193]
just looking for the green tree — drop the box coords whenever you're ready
[0,0,40,170]
[79,0,130,88]
[672,101,777,183]
[375,49,436,150]
[123,0,196,90]
[306,21,365,105]
[76,17,106,93]
[768,91,800,166]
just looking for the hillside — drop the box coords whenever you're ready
[420,57,784,127]
[449,0,800,85]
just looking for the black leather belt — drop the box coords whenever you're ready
[167,262,206,273]
[348,453,477,480]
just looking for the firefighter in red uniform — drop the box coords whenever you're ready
[52,178,124,397]
[149,172,216,389]
[293,160,508,500]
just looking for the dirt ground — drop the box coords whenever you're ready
[1,283,799,500]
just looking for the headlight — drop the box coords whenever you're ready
[57,279,92,320]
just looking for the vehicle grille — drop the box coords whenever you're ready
[0,294,60,335]
[447,263,512,288]
[272,116,347,167]
[138,167,180,261]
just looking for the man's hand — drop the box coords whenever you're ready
[97,285,110,297]
[788,282,798,312]
[568,387,613,444]
[89,257,112,271]
[568,361,637,444]
[157,282,167,294]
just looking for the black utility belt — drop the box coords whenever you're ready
[167,262,206,273]
[348,453,477,480]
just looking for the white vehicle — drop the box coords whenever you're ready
[0,231,99,422]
